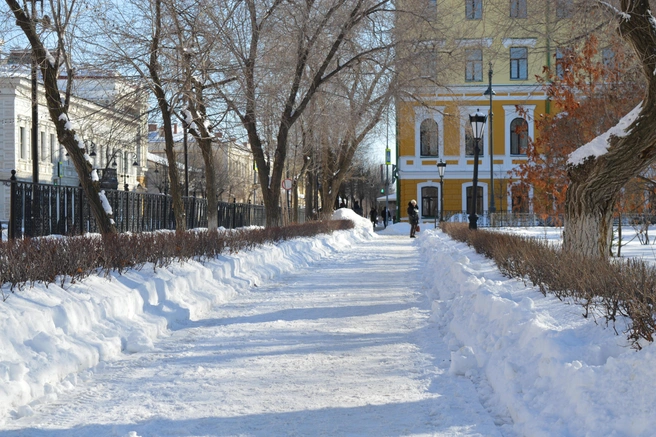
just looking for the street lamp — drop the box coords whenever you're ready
[437,159,446,222]
[484,61,496,213]
[469,109,487,230]
[119,152,139,191]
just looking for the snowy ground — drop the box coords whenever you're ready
[1,211,656,436]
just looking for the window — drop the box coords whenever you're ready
[510,118,528,155]
[426,0,437,20]
[602,47,615,69]
[510,47,528,80]
[510,0,526,18]
[465,48,483,82]
[511,185,529,213]
[50,134,57,163]
[555,47,573,79]
[555,48,565,79]
[466,0,482,19]
[40,131,47,162]
[422,187,438,218]
[556,0,572,18]
[466,186,484,215]
[20,127,26,159]
[419,48,437,79]
[420,119,439,156]
[465,123,484,157]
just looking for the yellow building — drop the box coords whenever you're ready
[394,0,580,222]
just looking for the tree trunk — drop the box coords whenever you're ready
[199,138,218,230]
[564,0,656,257]
[148,0,185,233]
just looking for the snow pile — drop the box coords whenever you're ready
[0,213,367,423]
[568,103,641,166]
[332,207,377,239]
[419,229,656,437]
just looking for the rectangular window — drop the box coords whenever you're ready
[426,0,437,20]
[40,131,47,162]
[510,47,528,80]
[465,48,483,82]
[510,0,527,18]
[466,0,482,19]
[602,47,615,69]
[20,127,26,159]
[466,186,484,215]
[556,0,572,18]
[50,134,57,163]
[555,48,565,79]
[419,48,437,79]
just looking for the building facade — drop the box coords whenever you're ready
[0,64,148,223]
[147,125,262,204]
[394,0,581,222]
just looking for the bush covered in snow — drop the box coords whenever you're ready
[441,222,656,348]
[0,220,354,297]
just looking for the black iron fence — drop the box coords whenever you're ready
[428,211,564,228]
[1,173,300,239]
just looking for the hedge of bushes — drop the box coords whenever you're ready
[441,223,656,349]
[0,220,354,298]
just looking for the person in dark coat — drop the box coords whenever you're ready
[381,206,391,227]
[369,207,378,230]
[407,199,419,238]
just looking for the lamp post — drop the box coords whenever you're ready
[484,62,496,213]
[437,159,446,222]
[469,109,487,230]
[385,146,391,229]
[120,152,139,191]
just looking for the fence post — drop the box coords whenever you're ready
[232,197,236,229]
[77,186,84,235]
[9,170,17,240]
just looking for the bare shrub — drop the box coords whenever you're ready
[0,220,355,296]
[441,223,656,348]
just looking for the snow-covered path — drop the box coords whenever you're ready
[2,235,503,437]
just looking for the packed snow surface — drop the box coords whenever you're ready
[1,210,655,436]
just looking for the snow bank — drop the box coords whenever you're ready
[419,229,656,437]
[0,214,370,423]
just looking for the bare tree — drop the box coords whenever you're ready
[207,0,393,226]
[4,0,117,234]
[95,0,189,232]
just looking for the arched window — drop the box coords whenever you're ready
[511,184,529,213]
[510,117,528,155]
[420,119,439,156]
[421,186,438,218]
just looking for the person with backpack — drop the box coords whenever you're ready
[407,200,419,238]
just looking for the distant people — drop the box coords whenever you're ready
[339,201,346,208]
[369,207,378,230]
[353,201,363,217]
[407,199,419,238]
[381,206,391,227]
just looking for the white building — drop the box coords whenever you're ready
[0,61,148,223]
[147,124,260,203]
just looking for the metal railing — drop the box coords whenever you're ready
[2,174,304,239]
[428,211,564,228]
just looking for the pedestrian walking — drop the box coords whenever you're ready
[407,200,419,238]
[370,207,378,230]
[381,206,391,227]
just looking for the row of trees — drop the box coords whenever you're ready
[2,0,398,234]
[7,0,656,259]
